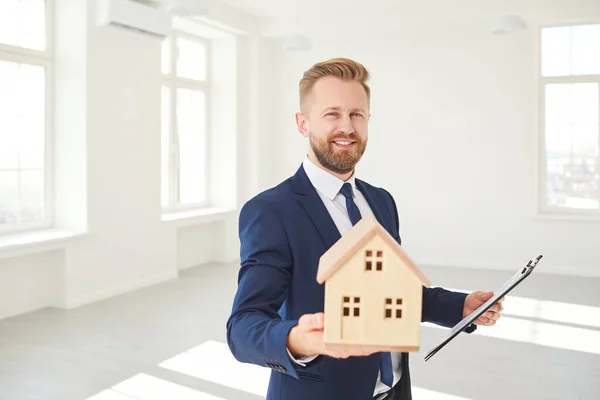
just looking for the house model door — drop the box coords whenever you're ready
[341,296,362,341]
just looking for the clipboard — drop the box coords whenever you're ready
[423,254,543,362]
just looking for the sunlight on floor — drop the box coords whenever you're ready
[422,288,600,355]
[412,387,473,400]
[83,289,600,400]
[159,340,473,400]
[85,373,226,400]
[501,296,600,328]
[159,340,270,396]
[444,287,600,329]
[423,315,600,355]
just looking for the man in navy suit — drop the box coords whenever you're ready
[226,57,504,400]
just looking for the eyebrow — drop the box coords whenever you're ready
[323,106,367,113]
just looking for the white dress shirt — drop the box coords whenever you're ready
[286,155,402,397]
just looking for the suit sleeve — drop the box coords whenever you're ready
[225,198,302,379]
[383,189,476,333]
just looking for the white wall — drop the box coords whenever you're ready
[268,20,600,278]
[0,0,267,320]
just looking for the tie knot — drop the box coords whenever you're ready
[340,182,354,200]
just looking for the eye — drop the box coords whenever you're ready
[326,112,339,117]
[351,112,364,117]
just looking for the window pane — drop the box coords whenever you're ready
[19,117,46,169]
[546,158,599,210]
[176,88,206,205]
[20,170,45,222]
[571,83,599,126]
[18,64,46,169]
[0,1,18,48]
[0,0,46,51]
[544,82,600,210]
[161,39,171,75]
[541,26,571,77]
[572,125,599,158]
[544,125,571,156]
[0,61,19,169]
[572,24,600,76]
[176,38,207,81]
[161,85,170,208]
[0,172,19,225]
[545,83,599,127]
[545,126,599,210]
[0,60,46,170]
[0,61,46,170]
[545,125,599,162]
[0,119,19,170]
[542,24,600,77]
[544,84,570,126]
[178,132,206,204]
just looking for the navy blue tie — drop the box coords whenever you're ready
[339,183,362,225]
[339,182,394,388]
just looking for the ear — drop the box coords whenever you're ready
[296,112,310,138]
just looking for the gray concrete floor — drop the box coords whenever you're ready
[0,262,599,400]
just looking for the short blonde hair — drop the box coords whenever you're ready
[299,57,370,113]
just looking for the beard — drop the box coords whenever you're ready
[309,132,367,175]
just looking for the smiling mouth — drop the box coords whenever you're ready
[331,139,357,149]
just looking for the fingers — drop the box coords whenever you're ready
[489,303,504,313]
[475,316,494,326]
[298,313,324,331]
[476,291,494,301]
[323,345,380,359]
[476,310,501,326]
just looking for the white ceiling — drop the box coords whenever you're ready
[218,0,600,19]
[217,0,281,17]
[217,0,600,36]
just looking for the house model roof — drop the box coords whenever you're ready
[316,215,431,286]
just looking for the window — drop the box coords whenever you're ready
[161,32,210,212]
[0,0,52,235]
[384,298,403,319]
[539,23,600,215]
[365,249,384,271]
[343,296,360,317]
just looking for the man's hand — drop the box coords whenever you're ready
[463,291,504,326]
[287,313,381,359]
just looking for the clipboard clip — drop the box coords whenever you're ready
[522,254,543,273]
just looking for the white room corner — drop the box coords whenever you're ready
[0,0,277,320]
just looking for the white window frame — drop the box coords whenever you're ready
[537,20,600,218]
[161,30,211,213]
[0,0,54,235]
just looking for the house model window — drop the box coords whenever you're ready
[385,298,403,319]
[343,296,361,317]
[365,250,383,271]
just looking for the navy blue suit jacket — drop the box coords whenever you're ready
[226,165,474,400]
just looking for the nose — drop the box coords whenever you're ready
[337,114,355,134]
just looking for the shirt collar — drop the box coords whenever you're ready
[302,155,358,201]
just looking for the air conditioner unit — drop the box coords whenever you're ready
[97,0,173,40]
[166,0,209,16]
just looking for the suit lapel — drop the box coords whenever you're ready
[291,165,341,250]
[356,179,395,236]
[291,165,396,250]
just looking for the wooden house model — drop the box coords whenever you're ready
[316,215,431,352]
